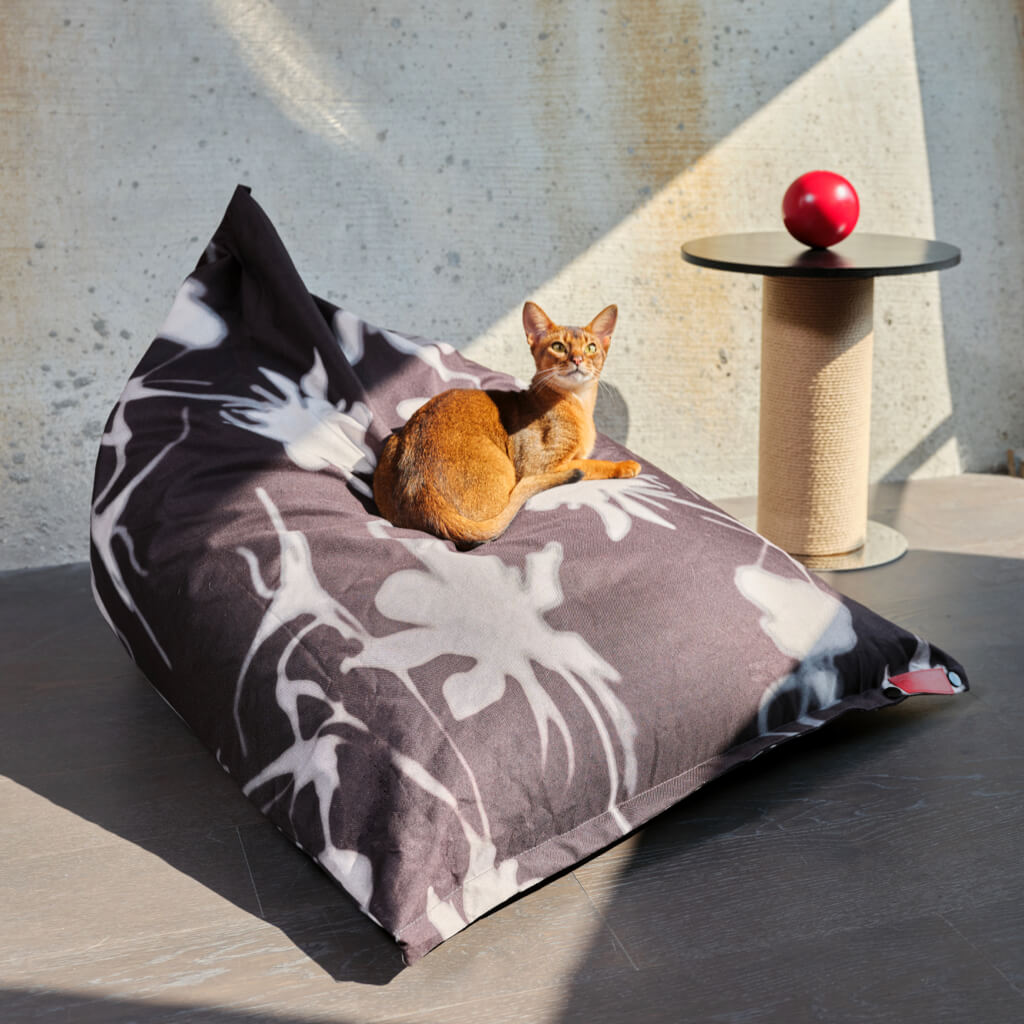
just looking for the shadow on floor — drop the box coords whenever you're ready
[553,546,1024,1022]
[0,988,364,1024]
[0,564,405,990]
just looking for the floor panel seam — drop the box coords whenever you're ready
[935,910,1022,998]
[235,826,265,919]
[571,870,641,972]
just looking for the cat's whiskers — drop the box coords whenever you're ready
[529,366,562,396]
[534,358,602,389]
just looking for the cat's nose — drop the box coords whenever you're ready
[571,355,584,366]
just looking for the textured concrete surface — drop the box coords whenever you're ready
[3,0,1023,569]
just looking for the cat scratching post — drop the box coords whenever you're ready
[757,277,872,557]
[681,231,961,570]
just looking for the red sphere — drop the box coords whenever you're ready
[782,171,860,248]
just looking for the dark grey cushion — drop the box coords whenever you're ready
[90,187,967,963]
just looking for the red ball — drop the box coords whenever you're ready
[782,171,860,248]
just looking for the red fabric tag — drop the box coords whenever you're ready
[886,667,961,696]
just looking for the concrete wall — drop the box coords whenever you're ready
[3,0,1022,570]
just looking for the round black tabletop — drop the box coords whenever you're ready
[681,231,960,279]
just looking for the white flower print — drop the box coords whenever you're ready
[240,623,378,919]
[102,350,377,495]
[221,350,376,495]
[332,308,366,365]
[158,277,229,350]
[396,396,431,422]
[233,487,369,756]
[349,526,639,832]
[91,403,191,668]
[423,829,537,943]
[525,473,692,541]
[92,365,264,665]
[92,369,220,666]
[236,492,535,936]
[734,554,858,735]
[378,325,482,386]
[334,303,482,385]
[233,489,381,916]
[93,339,375,670]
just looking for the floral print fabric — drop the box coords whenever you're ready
[90,187,967,963]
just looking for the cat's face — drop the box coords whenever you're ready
[530,326,607,391]
[523,302,617,394]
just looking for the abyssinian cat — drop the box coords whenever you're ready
[372,301,640,548]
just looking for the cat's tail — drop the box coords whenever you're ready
[432,467,583,549]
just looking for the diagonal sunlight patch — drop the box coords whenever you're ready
[466,0,959,483]
[210,0,373,148]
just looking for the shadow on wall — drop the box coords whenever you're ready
[595,381,630,445]
[207,0,895,336]
[879,414,956,483]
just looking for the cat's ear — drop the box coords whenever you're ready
[586,305,618,348]
[523,301,554,344]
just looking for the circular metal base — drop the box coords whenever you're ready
[795,520,908,572]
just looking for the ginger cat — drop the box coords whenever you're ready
[372,302,641,548]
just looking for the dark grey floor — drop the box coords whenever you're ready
[2,474,1022,1023]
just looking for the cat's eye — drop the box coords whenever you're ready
[550,342,567,355]
[585,342,598,355]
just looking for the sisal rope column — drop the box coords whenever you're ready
[757,276,874,556]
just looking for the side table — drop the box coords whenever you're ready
[681,232,960,570]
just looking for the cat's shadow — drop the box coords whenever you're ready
[594,382,630,446]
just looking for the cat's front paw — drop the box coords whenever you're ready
[616,460,641,478]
